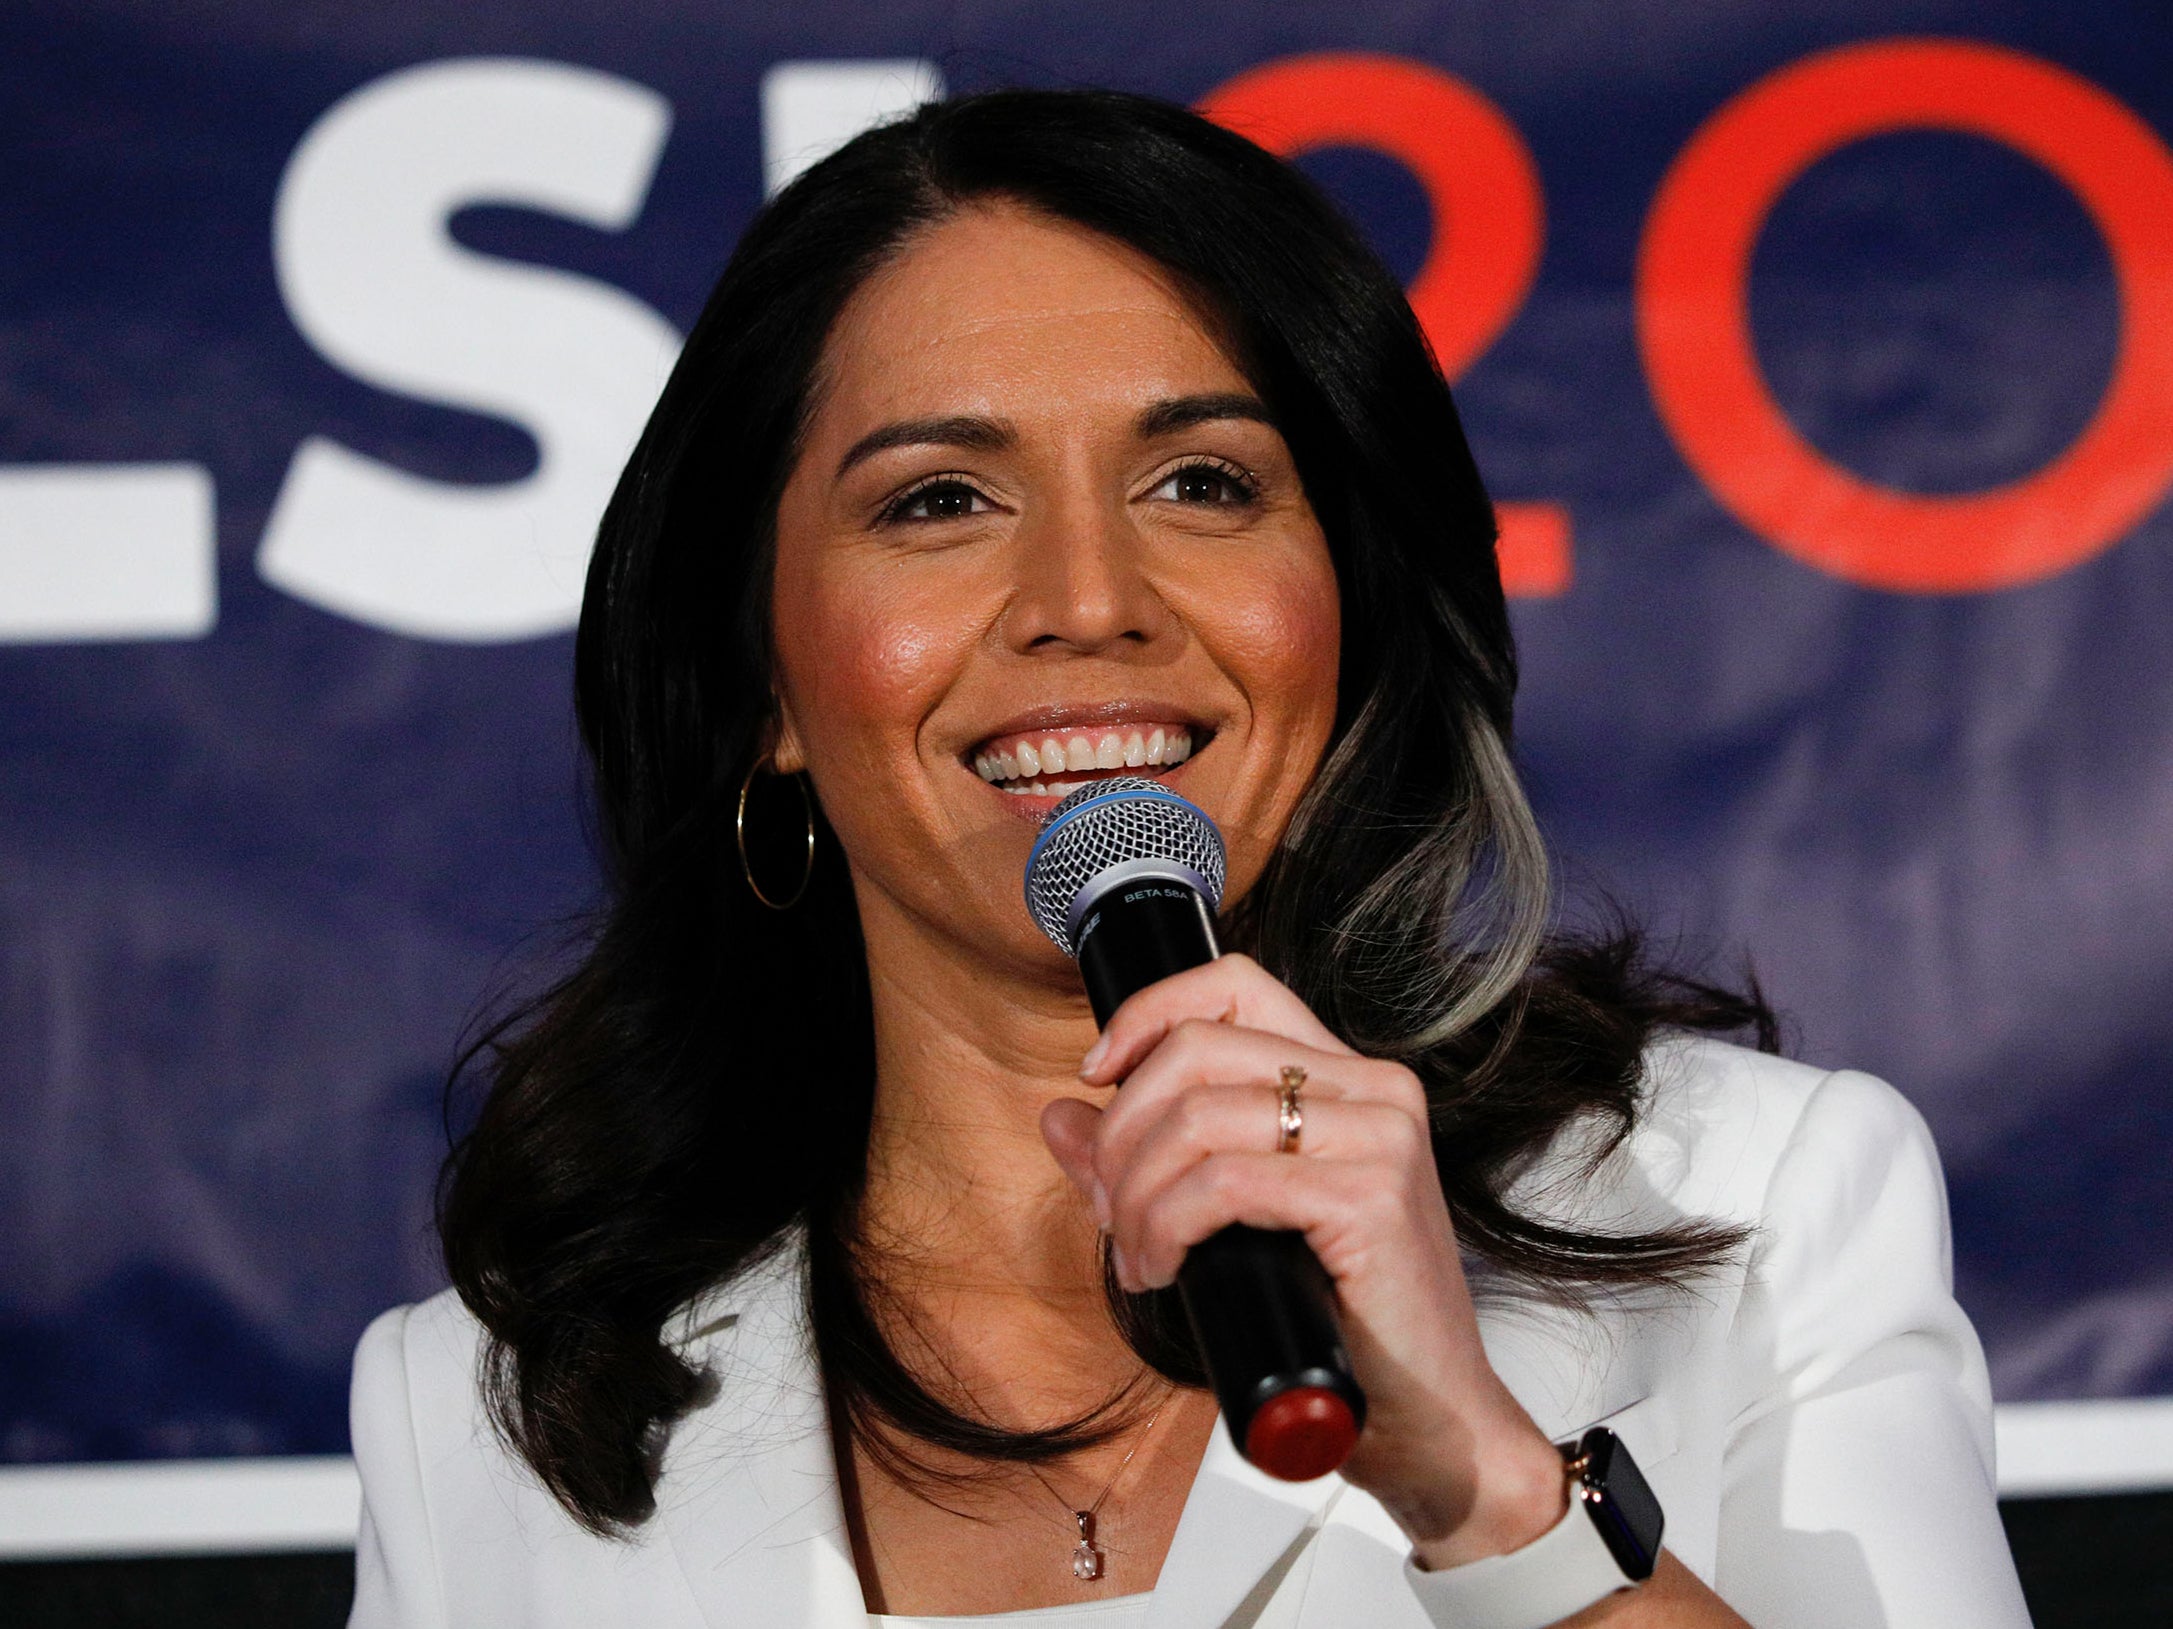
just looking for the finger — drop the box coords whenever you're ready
[1119,1150,1384,1291]
[1039,1097,1108,1224]
[1105,1092,1424,1270]
[1093,1026,1346,1191]
[1080,953,1353,1085]
[1093,1027,1422,1186]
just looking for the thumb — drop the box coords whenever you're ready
[1040,1096,1106,1217]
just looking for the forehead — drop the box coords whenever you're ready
[810,202,1250,429]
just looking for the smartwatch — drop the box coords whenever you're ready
[1562,1426,1664,1582]
[1403,1426,1664,1629]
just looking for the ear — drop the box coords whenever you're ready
[769,692,808,776]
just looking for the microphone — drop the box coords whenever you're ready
[1026,777,1365,1481]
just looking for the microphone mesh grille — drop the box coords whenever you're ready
[1023,777,1226,953]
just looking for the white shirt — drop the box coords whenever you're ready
[346,1036,2032,1628]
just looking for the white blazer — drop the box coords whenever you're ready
[347,1037,2032,1628]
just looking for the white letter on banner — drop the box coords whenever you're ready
[259,59,680,641]
[0,464,215,641]
[761,60,945,197]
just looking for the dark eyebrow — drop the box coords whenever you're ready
[1135,392,1277,438]
[835,415,1013,479]
[832,395,1272,480]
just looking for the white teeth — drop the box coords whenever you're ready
[980,724,1197,786]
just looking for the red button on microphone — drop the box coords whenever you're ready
[1244,1386,1360,1482]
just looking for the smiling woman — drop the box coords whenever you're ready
[348,89,2032,1629]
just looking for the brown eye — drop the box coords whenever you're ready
[1148,462,1256,505]
[886,479,990,523]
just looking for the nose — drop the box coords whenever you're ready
[999,490,1172,657]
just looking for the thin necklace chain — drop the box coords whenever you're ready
[1025,1382,1173,1582]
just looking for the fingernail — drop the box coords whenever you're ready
[1080,1033,1110,1078]
[1110,1241,1132,1287]
[1090,1180,1111,1230]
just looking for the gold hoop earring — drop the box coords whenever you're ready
[736,755,815,910]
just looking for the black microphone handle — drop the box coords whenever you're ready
[1075,878,1367,1481]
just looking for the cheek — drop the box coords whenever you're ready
[1214,552,1342,736]
[772,559,975,770]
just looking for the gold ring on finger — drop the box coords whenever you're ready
[1276,1065,1307,1154]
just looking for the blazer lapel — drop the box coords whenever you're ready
[1142,1422,1343,1629]
[654,1235,868,1629]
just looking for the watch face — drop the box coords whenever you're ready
[1575,1427,1664,1581]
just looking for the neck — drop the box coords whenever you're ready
[849,878,1140,1425]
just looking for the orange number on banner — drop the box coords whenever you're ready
[1638,39,2173,593]
[1199,54,1568,596]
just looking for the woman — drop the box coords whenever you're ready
[348,89,2030,1627]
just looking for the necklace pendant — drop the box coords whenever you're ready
[1071,1512,1104,1581]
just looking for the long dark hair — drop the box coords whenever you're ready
[438,87,1774,1536]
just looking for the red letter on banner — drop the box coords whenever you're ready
[1199,54,1568,596]
[1638,39,2173,593]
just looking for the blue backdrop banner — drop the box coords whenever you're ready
[3,0,2170,1465]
